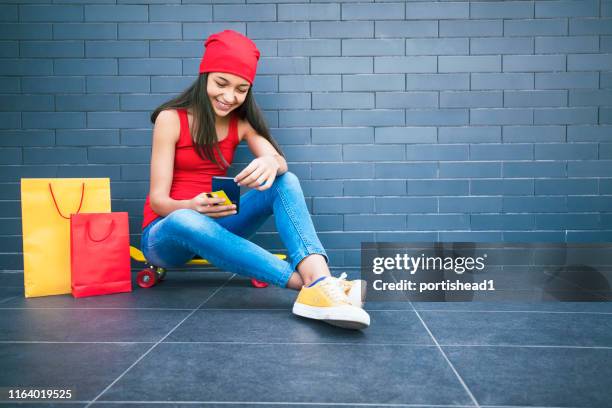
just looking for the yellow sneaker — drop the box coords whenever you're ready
[292,276,370,330]
[335,272,367,308]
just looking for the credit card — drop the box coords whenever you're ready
[205,190,232,207]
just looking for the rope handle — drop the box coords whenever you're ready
[86,219,116,242]
[48,182,85,220]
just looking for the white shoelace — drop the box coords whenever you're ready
[320,277,350,304]
[335,272,352,291]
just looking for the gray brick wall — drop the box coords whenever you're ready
[2,1,612,270]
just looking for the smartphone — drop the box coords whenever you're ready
[211,176,240,213]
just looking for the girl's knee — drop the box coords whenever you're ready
[273,171,300,190]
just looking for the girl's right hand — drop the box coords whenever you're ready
[189,192,237,218]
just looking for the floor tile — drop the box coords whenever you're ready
[3,266,608,407]
[201,280,297,310]
[412,289,608,302]
[1,285,217,310]
[0,343,143,403]
[0,308,190,342]
[206,274,416,311]
[91,404,466,408]
[97,343,474,406]
[413,300,612,313]
[444,345,612,407]
[166,309,433,345]
[420,310,612,347]
[363,301,416,311]
[0,271,232,310]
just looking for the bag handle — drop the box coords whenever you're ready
[48,182,85,220]
[87,219,116,242]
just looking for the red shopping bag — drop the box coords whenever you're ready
[70,212,132,298]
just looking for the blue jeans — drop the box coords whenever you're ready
[140,171,329,288]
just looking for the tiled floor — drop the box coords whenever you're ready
[1,269,611,408]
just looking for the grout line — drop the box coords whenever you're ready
[162,342,612,349]
[0,296,18,305]
[1,340,612,350]
[410,304,481,408]
[386,270,480,408]
[0,401,581,408]
[62,402,481,407]
[0,307,196,311]
[426,344,612,350]
[411,309,612,315]
[0,341,156,344]
[0,402,89,405]
[1,306,612,315]
[85,401,579,408]
[83,274,237,408]
[2,341,433,346]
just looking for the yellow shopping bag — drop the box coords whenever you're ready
[21,178,111,298]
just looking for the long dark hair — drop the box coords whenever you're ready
[150,73,285,170]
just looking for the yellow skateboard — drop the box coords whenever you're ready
[130,246,286,289]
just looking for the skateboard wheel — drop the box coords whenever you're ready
[137,269,158,288]
[157,268,167,281]
[250,278,268,288]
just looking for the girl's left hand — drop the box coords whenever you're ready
[234,155,280,191]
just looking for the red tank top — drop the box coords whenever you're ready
[141,108,240,230]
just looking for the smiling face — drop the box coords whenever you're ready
[207,72,251,118]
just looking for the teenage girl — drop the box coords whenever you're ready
[140,30,370,330]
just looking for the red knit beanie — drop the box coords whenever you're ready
[199,30,261,85]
